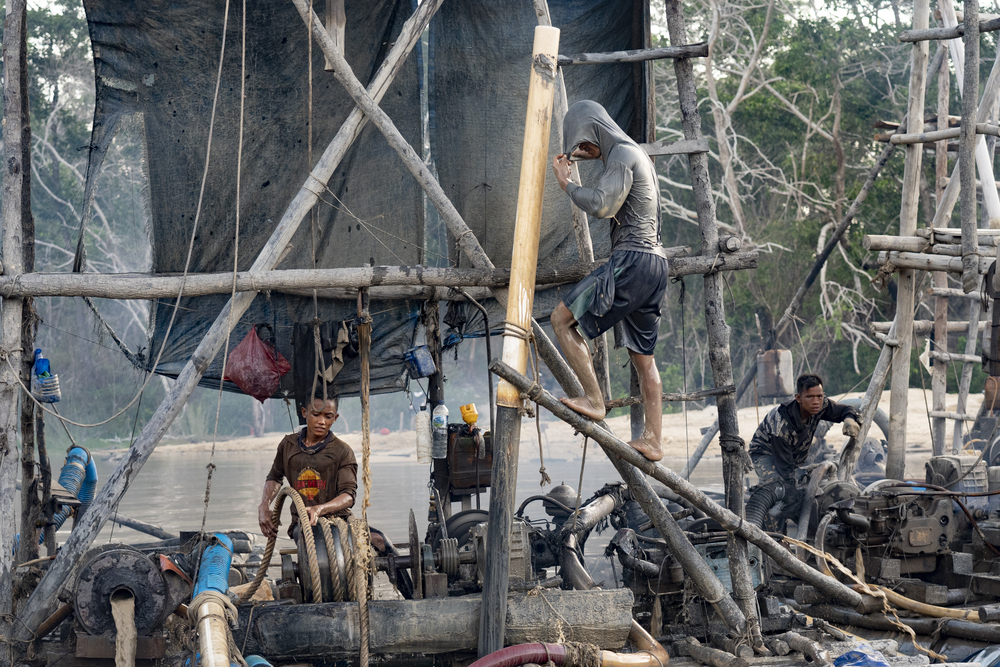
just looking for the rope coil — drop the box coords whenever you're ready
[240,488,373,666]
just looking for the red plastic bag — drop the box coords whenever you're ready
[224,325,291,403]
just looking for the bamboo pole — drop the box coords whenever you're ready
[532,0,611,401]
[929,286,984,298]
[931,350,983,363]
[557,43,708,65]
[663,0,760,644]
[839,320,899,480]
[863,236,996,254]
[490,359,866,611]
[1,0,29,656]
[864,235,931,251]
[13,0,444,638]
[0,254,745,301]
[887,0,929,481]
[481,25,560,657]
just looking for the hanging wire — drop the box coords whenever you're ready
[197,0,247,540]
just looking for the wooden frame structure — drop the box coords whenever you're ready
[0,0,770,660]
[854,0,1000,475]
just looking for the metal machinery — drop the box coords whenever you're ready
[273,483,634,602]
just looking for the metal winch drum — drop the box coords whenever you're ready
[290,522,353,603]
[73,544,168,636]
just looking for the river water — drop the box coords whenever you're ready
[64,449,725,550]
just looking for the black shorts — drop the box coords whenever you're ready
[562,249,669,356]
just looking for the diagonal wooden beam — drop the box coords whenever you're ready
[290,0,594,401]
[13,0,444,637]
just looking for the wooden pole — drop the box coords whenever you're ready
[663,0,760,645]
[877,250,994,272]
[887,0,929,481]
[556,42,708,65]
[16,233,37,568]
[931,49,951,456]
[962,0,984,289]
[15,66,37,566]
[0,250,745,300]
[900,15,1000,40]
[481,25,560,657]
[14,0,443,637]
[1,0,29,657]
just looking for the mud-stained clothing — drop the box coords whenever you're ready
[560,100,669,354]
[564,249,669,355]
[749,398,859,485]
[266,429,357,523]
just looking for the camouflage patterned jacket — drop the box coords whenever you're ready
[748,398,859,481]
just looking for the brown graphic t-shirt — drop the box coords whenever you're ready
[266,430,358,522]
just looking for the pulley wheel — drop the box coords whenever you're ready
[74,544,167,636]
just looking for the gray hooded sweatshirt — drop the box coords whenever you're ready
[563,100,665,258]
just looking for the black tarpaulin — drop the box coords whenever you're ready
[78,0,648,398]
[82,0,423,397]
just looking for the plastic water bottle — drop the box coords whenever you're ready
[432,403,448,459]
[33,349,50,377]
[31,348,60,403]
[415,406,432,464]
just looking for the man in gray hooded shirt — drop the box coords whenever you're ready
[550,100,669,461]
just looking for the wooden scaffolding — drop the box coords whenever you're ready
[849,0,1000,480]
[0,0,797,660]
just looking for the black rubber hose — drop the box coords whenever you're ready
[745,484,781,528]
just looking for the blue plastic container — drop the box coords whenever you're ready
[403,345,437,378]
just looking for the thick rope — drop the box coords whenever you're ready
[358,310,373,517]
[347,515,372,667]
[238,487,322,603]
[318,519,346,601]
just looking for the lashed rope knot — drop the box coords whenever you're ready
[719,434,752,472]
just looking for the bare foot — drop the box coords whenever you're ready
[560,396,606,421]
[629,437,663,462]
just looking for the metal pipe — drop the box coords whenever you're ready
[795,461,835,561]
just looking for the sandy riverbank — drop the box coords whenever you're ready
[95,388,982,479]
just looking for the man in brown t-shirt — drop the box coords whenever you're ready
[258,395,357,539]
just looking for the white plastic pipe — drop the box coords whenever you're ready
[941,0,1000,226]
